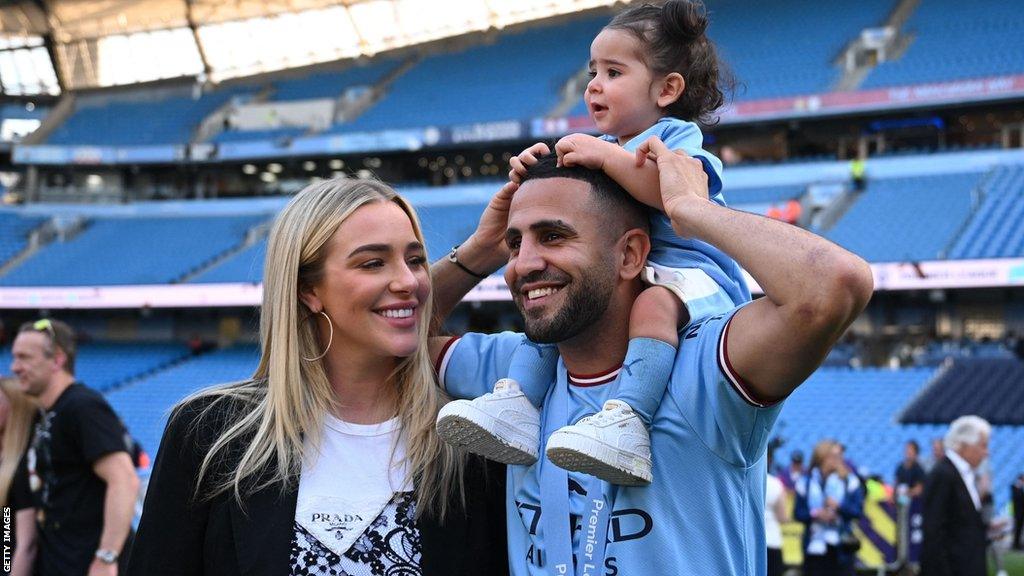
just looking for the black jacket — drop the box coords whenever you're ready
[127,393,508,576]
[920,457,987,576]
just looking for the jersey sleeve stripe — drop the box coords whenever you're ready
[717,316,783,408]
[435,336,461,391]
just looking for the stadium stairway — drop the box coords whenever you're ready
[0,212,48,273]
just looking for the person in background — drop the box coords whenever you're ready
[1012,473,1024,550]
[785,450,806,491]
[10,318,139,576]
[923,437,945,472]
[895,440,926,501]
[0,377,38,576]
[850,155,866,191]
[765,450,789,576]
[796,440,864,576]
[921,415,992,576]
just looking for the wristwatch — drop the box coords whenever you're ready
[95,549,119,564]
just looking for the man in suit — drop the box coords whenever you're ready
[921,415,992,576]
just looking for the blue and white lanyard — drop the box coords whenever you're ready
[539,366,612,576]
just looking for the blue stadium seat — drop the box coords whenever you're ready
[948,164,1024,259]
[47,85,254,146]
[772,366,1023,511]
[0,212,45,266]
[900,358,1024,425]
[0,342,190,392]
[271,60,402,102]
[340,17,606,132]
[104,345,259,456]
[190,240,267,284]
[862,0,1024,88]
[826,172,980,262]
[0,214,269,286]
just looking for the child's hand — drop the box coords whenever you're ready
[555,133,613,170]
[509,142,551,184]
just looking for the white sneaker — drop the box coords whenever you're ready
[436,378,540,465]
[546,399,653,486]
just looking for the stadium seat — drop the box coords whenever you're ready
[0,214,270,286]
[0,212,46,267]
[862,0,1024,88]
[826,172,981,262]
[947,164,1024,259]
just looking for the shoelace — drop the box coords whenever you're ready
[579,407,625,426]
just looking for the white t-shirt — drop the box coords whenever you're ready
[291,413,420,575]
[764,473,785,550]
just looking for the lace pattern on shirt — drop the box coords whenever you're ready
[290,492,420,576]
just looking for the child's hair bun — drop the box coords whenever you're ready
[662,0,709,42]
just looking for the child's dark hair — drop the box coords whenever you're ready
[607,0,733,125]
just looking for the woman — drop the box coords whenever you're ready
[795,440,864,576]
[127,178,507,575]
[0,377,38,576]
[764,450,789,576]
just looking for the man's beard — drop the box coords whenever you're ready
[515,265,616,344]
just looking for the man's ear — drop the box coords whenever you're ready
[618,228,651,280]
[52,347,68,372]
[657,73,685,109]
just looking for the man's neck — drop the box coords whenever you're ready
[557,287,636,375]
[39,373,75,410]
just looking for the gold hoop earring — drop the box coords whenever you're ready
[302,310,334,362]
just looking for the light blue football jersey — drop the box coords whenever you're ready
[604,117,752,311]
[441,307,784,575]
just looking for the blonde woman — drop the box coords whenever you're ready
[127,178,508,576]
[0,378,38,576]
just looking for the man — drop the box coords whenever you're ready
[429,140,873,575]
[895,440,926,500]
[10,319,139,576]
[921,415,992,576]
[784,449,806,491]
[923,436,945,472]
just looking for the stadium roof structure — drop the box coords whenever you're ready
[0,0,619,93]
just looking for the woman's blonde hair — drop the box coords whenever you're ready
[809,439,836,472]
[187,177,464,519]
[0,378,37,507]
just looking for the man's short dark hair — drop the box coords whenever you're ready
[521,153,649,235]
[19,318,77,374]
[906,440,920,455]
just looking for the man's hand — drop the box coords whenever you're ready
[87,558,117,576]
[554,133,615,171]
[508,142,551,184]
[634,136,710,235]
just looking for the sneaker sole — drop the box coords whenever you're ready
[546,431,652,486]
[436,405,538,466]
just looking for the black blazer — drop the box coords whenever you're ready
[920,457,987,576]
[127,394,508,576]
